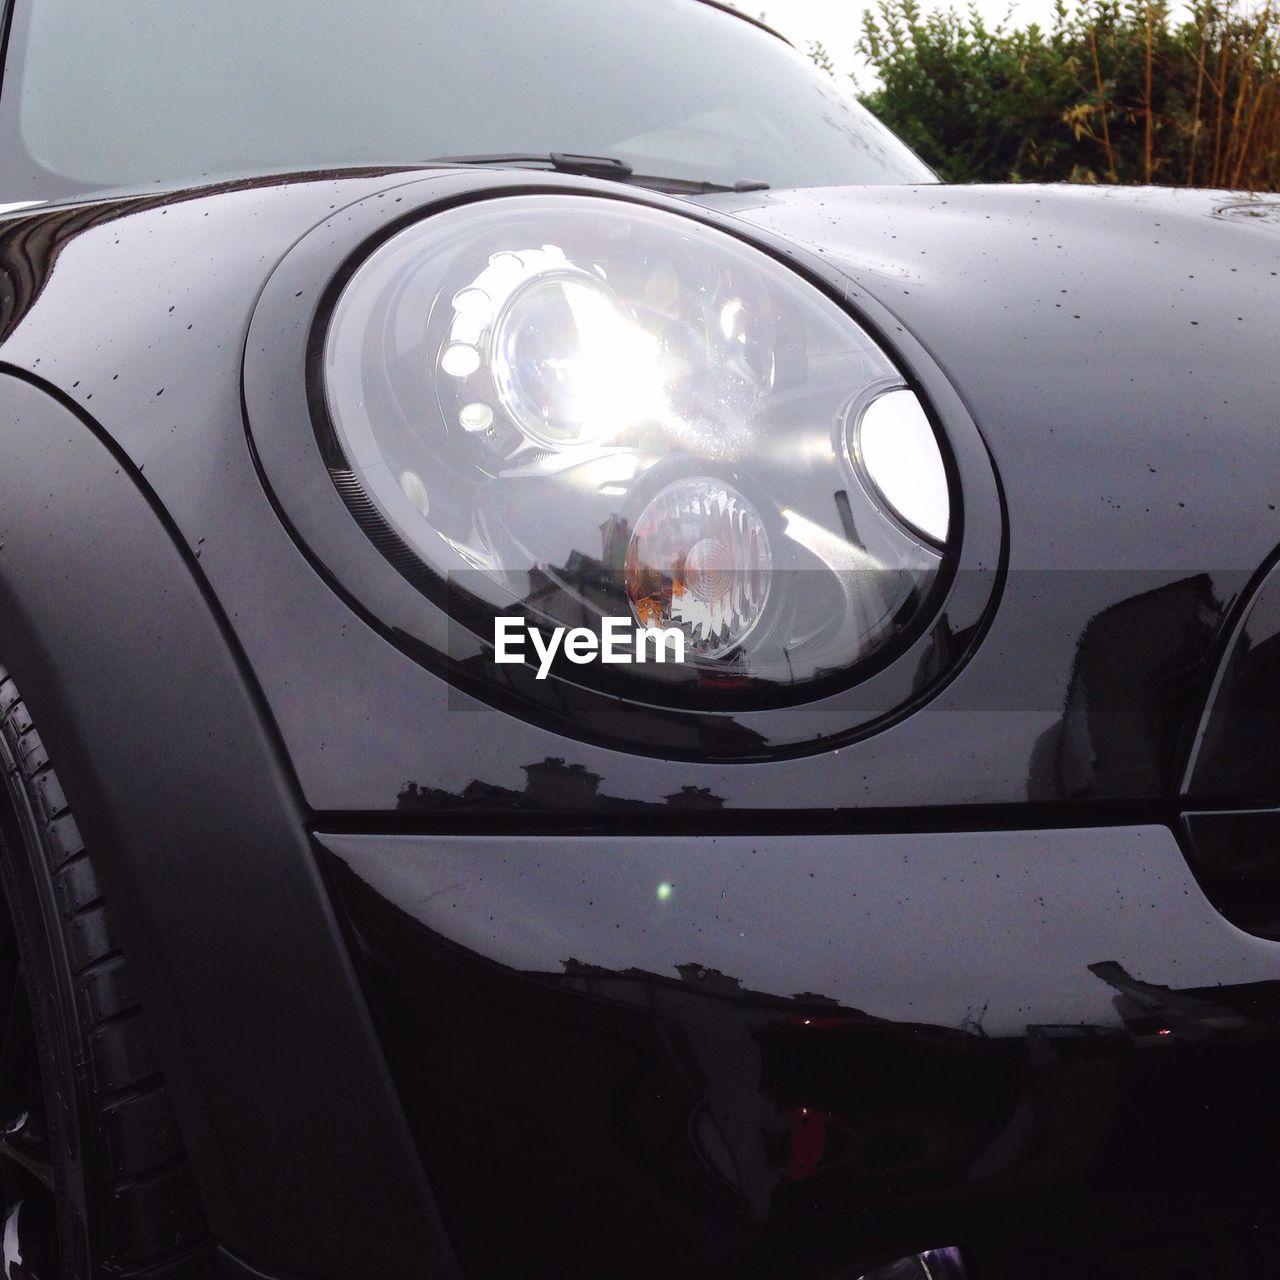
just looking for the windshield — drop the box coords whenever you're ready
[0,0,933,201]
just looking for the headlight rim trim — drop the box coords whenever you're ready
[244,168,1007,761]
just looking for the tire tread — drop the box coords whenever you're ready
[0,671,212,1275]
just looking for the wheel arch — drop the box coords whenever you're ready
[0,368,459,1279]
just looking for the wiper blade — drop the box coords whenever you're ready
[630,174,771,194]
[429,152,635,179]
[425,152,769,194]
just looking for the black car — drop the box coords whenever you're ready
[1,1,1279,1277]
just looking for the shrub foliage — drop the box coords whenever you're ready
[845,0,1280,188]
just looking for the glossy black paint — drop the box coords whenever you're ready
[2,174,1277,814]
[1185,552,1280,803]
[0,167,1278,1278]
[324,825,1280,1278]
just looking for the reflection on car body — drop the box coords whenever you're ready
[0,1,1279,1278]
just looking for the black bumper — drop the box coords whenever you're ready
[321,825,1280,1279]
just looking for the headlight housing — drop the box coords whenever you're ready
[320,194,952,704]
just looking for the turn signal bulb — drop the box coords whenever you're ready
[625,477,772,659]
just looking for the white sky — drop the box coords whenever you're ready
[754,0,1066,84]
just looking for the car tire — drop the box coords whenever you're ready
[0,666,213,1278]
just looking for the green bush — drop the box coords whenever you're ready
[845,0,1280,188]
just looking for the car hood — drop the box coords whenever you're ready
[705,182,1280,578]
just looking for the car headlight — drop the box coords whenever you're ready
[319,193,953,702]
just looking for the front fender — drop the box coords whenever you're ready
[0,372,457,1279]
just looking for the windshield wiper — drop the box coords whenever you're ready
[425,152,769,194]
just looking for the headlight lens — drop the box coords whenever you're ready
[322,194,952,702]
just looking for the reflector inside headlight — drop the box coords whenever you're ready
[321,194,952,700]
